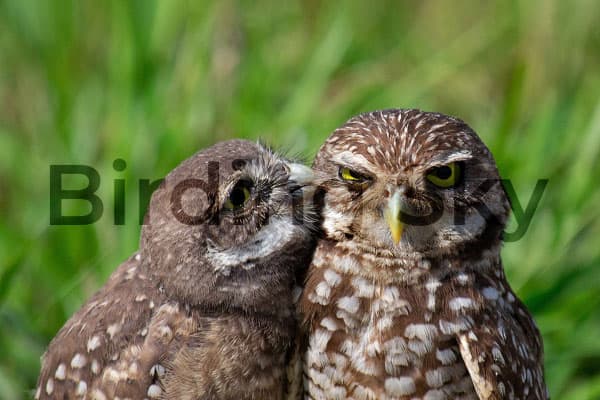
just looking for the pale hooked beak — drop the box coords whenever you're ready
[286,163,314,188]
[384,188,405,244]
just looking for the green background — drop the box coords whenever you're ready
[1,0,599,398]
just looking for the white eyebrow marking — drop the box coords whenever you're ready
[430,150,473,166]
[207,217,300,276]
[330,151,375,170]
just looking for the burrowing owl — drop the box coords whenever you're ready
[37,140,315,400]
[300,110,547,399]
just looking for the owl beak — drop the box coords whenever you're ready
[384,189,404,244]
[286,163,314,188]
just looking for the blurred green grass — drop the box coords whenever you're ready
[1,0,599,398]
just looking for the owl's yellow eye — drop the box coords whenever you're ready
[426,162,462,188]
[224,181,252,210]
[339,167,368,182]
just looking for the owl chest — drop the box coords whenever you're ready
[305,277,476,399]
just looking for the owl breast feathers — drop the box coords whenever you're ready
[36,140,316,400]
[300,109,548,399]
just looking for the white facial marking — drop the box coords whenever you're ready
[208,217,300,274]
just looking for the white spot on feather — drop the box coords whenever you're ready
[87,335,101,352]
[310,329,332,352]
[76,381,87,395]
[91,359,100,374]
[449,297,476,312]
[147,384,162,398]
[314,282,331,300]
[320,317,339,331]
[54,363,66,380]
[107,323,121,339]
[71,353,86,368]
[385,377,415,396]
[150,364,166,378]
[436,348,457,365]
[351,276,375,298]
[337,296,360,313]
[90,389,107,400]
[45,378,54,395]
[482,287,500,300]
[323,269,342,287]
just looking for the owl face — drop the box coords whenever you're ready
[141,140,316,310]
[314,109,510,257]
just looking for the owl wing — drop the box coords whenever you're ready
[456,290,548,400]
[36,253,193,400]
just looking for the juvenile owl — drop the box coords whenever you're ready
[300,110,548,399]
[37,140,316,400]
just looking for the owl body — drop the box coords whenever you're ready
[37,140,315,399]
[302,240,544,399]
[301,110,547,399]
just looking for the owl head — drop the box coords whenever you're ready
[141,140,316,311]
[313,109,510,258]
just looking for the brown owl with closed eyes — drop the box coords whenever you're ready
[36,140,315,400]
[300,109,548,399]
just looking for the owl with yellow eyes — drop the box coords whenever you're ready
[300,109,548,399]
